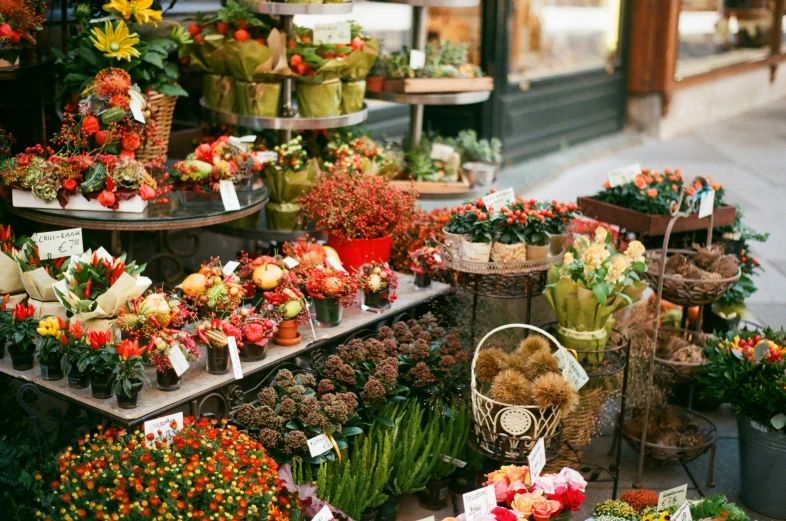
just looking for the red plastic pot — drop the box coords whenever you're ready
[327,235,392,272]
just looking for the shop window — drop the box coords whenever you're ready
[507,0,622,83]
[676,0,774,80]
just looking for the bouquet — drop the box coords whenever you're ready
[305,267,358,307]
[263,283,309,324]
[180,259,246,317]
[409,246,444,277]
[0,224,28,294]
[323,133,398,178]
[54,248,150,326]
[117,292,191,341]
[172,136,261,191]
[265,136,318,230]
[15,240,70,305]
[0,0,46,66]
[544,227,646,365]
[227,309,277,350]
[148,329,202,373]
[355,262,397,300]
[281,236,328,283]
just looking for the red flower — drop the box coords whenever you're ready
[97,190,116,208]
[492,507,518,521]
[63,178,78,192]
[117,339,146,359]
[89,330,112,350]
[139,184,156,201]
[243,322,266,343]
[82,116,100,135]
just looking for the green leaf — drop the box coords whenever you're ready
[76,46,98,66]
[142,52,165,68]
[285,421,299,430]
[753,341,768,362]
[592,283,609,305]
[157,83,188,97]
[373,415,395,427]
[341,426,363,436]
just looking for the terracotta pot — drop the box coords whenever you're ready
[491,242,527,263]
[157,367,181,391]
[414,272,432,289]
[8,344,34,371]
[116,384,142,409]
[549,234,566,256]
[460,239,491,263]
[526,243,550,260]
[274,320,302,346]
[207,346,230,375]
[327,235,392,272]
[366,76,384,92]
[442,229,466,257]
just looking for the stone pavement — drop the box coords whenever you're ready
[403,101,786,521]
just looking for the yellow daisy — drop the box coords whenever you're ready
[103,0,162,25]
[90,21,141,61]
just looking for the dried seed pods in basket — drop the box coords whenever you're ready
[471,324,583,462]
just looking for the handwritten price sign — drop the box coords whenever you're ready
[33,228,84,260]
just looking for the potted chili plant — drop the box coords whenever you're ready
[115,339,147,409]
[460,207,493,263]
[522,206,552,260]
[443,202,481,258]
[409,246,443,289]
[36,316,66,380]
[148,330,201,391]
[491,204,527,263]
[0,303,37,370]
[305,268,357,327]
[85,330,117,399]
[61,319,91,389]
[355,262,397,313]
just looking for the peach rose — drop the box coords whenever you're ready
[510,493,535,518]
[504,465,529,485]
[530,493,562,521]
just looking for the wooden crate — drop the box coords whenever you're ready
[577,196,737,236]
[382,77,494,93]
[390,175,471,194]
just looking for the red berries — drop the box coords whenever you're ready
[233,29,250,42]
[290,54,303,66]
[188,24,200,36]
[215,22,228,35]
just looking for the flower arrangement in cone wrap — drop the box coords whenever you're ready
[544,227,646,367]
[0,224,30,294]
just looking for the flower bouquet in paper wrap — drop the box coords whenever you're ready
[339,25,379,114]
[189,34,238,112]
[53,248,150,333]
[264,136,318,230]
[0,225,29,296]
[288,27,349,117]
[544,227,647,368]
[15,241,70,316]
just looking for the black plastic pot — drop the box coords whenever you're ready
[376,495,402,521]
[450,467,482,495]
[40,358,64,381]
[414,272,432,289]
[8,344,34,371]
[239,342,268,362]
[207,346,230,375]
[417,477,451,510]
[313,297,343,327]
[90,371,116,399]
[360,509,379,521]
[116,384,142,409]
[67,367,90,389]
[157,367,181,391]
[0,341,5,359]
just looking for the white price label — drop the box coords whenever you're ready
[698,189,715,219]
[228,135,256,152]
[462,485,497,521]
[223,260,240,275]
[326,257,346,273]
[312,505,334,521]
[671,501,692,521]
[528,438,546,482]
[442,455,467,468]
[434,254,442,263]
[554,349,589,391]
[430,143,456,162]
[409,49,426,70]
[227,336,243,380]
[607,163,641,187]
[33,228,84,260]
[168,346,189,377]
[144,412,183,448]
[129,97,146,124]
[283,257,300,269]
[658,484,688,510]
[219,180,241,211]
[307,433,334,457]
[252,151,279,165]
[416,517,435,521]
[482,188,516,215]
[313,22,351,45]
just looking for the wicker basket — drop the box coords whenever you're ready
[443,247,562,275]
[643,249,740,306]
[653,326,715,383]
[471,324,567,462]
[136,91,178,162]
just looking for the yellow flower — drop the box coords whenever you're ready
[624,240,646,264]
[605,254,631,284]
[103,0,162,25]
[90,21,140,61]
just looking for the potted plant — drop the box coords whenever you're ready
[179,260,245,318]
[409,246,443,289]
[355,263,397,313]
[455,129,503,173]
[36,316,66,381]
[443,203,481,257]
[522,206,552,260]
[366,60,385,92]
[544,228,647,368]
[264,284,309,346]
[460,205,493,263]
[85,330,117,399]
[305,268,358,327]
[114,339,147,409]
[0,303,37,370]
[264,137,319,231]
[195,319,233,375]
[543,201,580,256]
[300,170,417,271]
[61,319,91,389]
[491,205,528,263]
[697,328,786,519]
[118,292,190,344]
[148,330,201,391]
[228,310,277,362]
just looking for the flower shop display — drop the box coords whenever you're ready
[172,135,267,191]
[265,137,319,230]
[147,330,201,391]
[117,291,192,343]
[114,338,147,408]
[53,248,149,332]
[0,224,28,297]
[544,227,646,367]
[409,245,443,289]
[322,131,400,178]
[0,0,46,67]
[578,170,735,236]
[355,262,397,312]
[543,201,581,256]
[180,258,246,317]
[301,170,417,271]
[0,302,37,369]
[59,319,91,388]
[195,318,234,374]
[40,417,296,521]
[588,493,750,521]
[264,282,309,346]
[35,315,66,380]
[306,267,358,327]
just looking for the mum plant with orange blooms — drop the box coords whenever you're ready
[40,417,296,521]
[595,168,725,215]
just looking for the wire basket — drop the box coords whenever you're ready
[643,249,740,306]
[471,324,568,462]
[653,326,715,383]
[443,248,562,275]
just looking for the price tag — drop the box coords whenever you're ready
[282,257,300,269]
[698,189,715,219]
[416,517,435,521]
[326,257,346,273]
[528,438,546,481]
[129,98,146,124]
[442,455,467,468]
[482,188,516,215]
[223,261,240,275]
[144,412,183,448]
[33,228,84,260]
[434,253,442,263]
[462,485,496,521]
[227,336,243,380]
[219,180,241,211]
[409,49,426,70]
[671,501,692,521]
[168,346,189,377]
[657,484,688,510]
[252,151,279,165]
[312,505,334,521]
[430,143,456,162]
[228,135,256,152]
[553,349,589,391]
[307,433,333,457]
[607,163,641,187]
[313,22,351,45]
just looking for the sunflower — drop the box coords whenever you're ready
[103,0,162,25]
[90,21,140,61]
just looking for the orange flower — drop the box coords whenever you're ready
[634,175,646,189]
[603,180,611,189]
[671,184,678,191]
[647,189,657,198]
[687,186,696,196]
[94,68,132,98]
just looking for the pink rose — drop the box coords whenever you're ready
[558,468,587,493]
[492,479,509,503]
[505,481,530,505]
